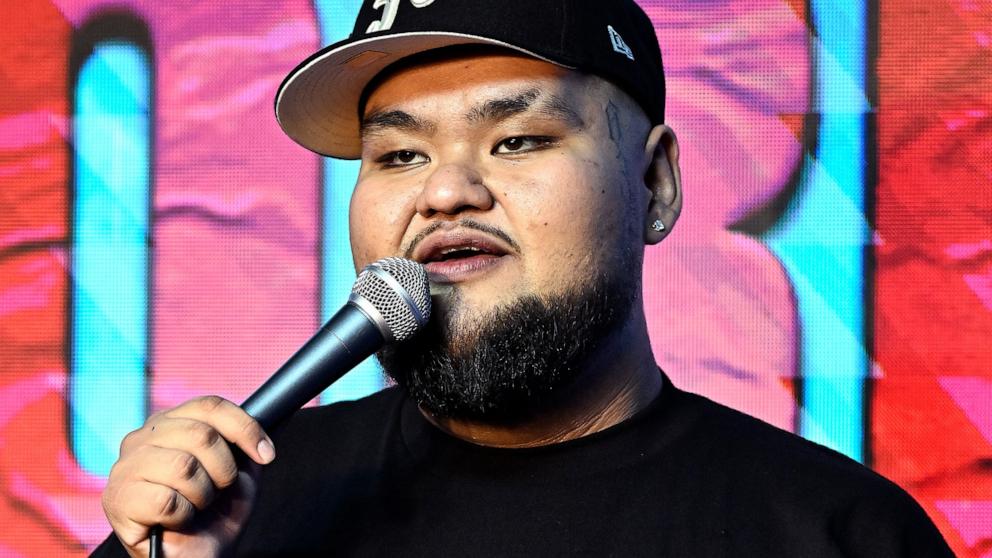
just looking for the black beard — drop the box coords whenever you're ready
[376,272,637,423]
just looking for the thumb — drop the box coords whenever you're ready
[212,463,260,540]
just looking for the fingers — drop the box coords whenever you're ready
[120,480,197,531]
[134,445,217,509]
[157,396,275,465]
[138,418,240,490]
[104,479,197,549]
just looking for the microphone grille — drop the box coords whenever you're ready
[352,257,431,342]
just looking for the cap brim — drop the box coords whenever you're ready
[275,32,570,159]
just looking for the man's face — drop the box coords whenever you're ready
[351,51,652,329]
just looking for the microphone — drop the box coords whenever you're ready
[148,257,430,558]
[242,256,432,430]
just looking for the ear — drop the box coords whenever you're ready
[642,125,683,245]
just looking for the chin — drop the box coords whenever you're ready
[432,285,515,324]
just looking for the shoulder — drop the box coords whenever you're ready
[666,388,953,556]
[671,387,878,484]
[672,387,903,503]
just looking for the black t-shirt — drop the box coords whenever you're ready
[93,373,954,557]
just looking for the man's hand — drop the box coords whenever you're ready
[101,396,276,558]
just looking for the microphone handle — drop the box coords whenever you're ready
[242,301,385,430]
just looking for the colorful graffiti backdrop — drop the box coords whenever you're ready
[0,0,988,556]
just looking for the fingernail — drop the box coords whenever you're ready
[257,438,275,463]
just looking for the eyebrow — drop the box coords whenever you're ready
[468,89,584,127]
[361,110,437,137]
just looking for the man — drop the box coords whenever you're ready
[94,1,954,556]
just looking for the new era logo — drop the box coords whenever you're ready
[608,25,634,61]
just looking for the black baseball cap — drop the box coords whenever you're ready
[275,0,666,159]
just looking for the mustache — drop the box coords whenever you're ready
[402,218,521,259]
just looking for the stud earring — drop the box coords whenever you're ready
[651,219,666,233]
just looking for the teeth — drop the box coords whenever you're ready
[440,246,481,255]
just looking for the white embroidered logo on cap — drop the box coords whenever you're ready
[608,25,634,61]
[367,0,437,33]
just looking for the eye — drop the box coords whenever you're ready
[493,136,555,155]
[378,150,429,168]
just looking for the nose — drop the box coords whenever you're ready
[415,162,494,217]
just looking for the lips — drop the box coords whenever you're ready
[412,230,512,283]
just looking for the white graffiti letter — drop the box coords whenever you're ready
[367,0,399,33]
[367,0,437,33]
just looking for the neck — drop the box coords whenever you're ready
[421,307,662,448]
